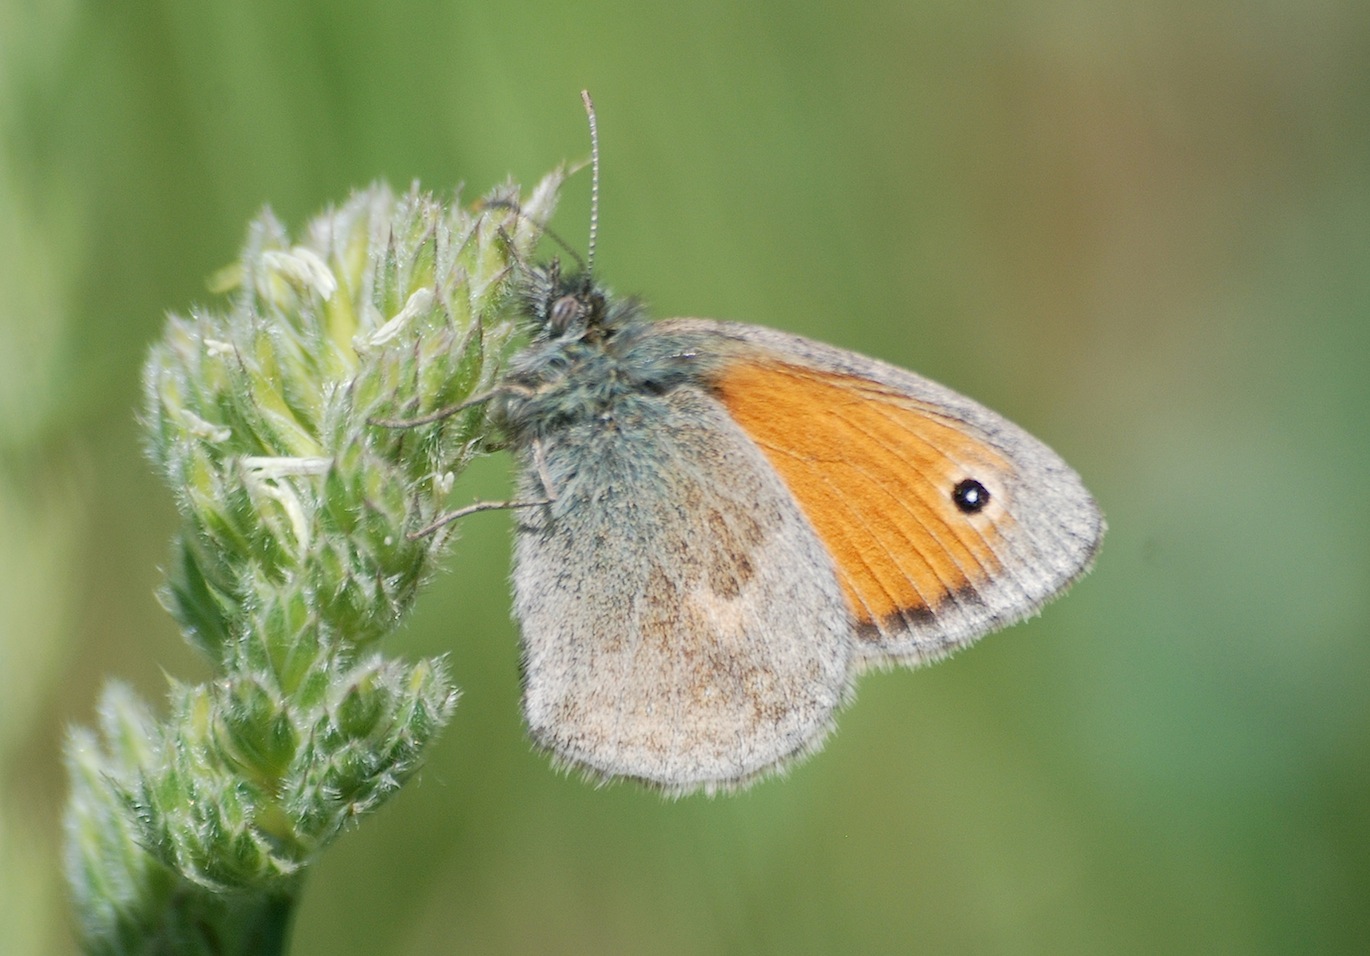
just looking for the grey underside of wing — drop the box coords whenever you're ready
[653,319,1106,660]
[511,386,855,790]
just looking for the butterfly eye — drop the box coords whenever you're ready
[549,294,582,334]
[952,478,990,514]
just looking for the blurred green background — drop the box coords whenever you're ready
[3,0,1368,953]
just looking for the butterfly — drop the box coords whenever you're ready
[463,94,1101,794]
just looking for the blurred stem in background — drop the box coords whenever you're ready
[0,120,87,956]
[62,172,563,955]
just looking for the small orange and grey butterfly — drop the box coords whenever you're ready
[484,93,1103,794]
[494,300,1102,793]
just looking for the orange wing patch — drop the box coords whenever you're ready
[714,360,1010,633]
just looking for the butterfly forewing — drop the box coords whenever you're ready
[664,319,1104,666]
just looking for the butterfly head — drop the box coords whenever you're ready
[518,258,642,345]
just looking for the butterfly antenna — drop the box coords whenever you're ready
[581,89,600,278]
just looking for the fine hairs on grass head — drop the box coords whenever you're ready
[63,171,567,956]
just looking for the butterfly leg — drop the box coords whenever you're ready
[367,390,499,429]
[407,497,550,539]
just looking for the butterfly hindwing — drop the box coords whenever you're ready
[511,382,854,792]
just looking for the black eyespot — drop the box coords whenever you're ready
[952,478,989,514]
